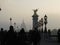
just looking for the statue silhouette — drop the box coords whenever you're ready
[33,9,38,14]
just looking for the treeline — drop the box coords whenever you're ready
[1,25,60,45]
[0,25,41,45]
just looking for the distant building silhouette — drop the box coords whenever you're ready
[20,20,27,32]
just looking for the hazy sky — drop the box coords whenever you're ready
[0,0,60,30]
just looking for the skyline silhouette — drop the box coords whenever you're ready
[0,0,60,45]
[0,8,60,31]
[0,0,60,30]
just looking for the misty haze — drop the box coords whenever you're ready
[0,0,60,45]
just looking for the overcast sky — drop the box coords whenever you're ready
[0,0,60,30]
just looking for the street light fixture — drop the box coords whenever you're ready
[44,14,48,33]
[40,18,43,32]
[10,18,12,26]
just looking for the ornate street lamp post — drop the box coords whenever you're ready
[10,18,12,26]
[44,14,47,33]
[40,18,43,32]
[14,22,16,31]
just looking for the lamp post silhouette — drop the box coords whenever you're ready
[41,18,43,32]
[10,18,12,26]
[44,14,47,33]
[14,22,16,31]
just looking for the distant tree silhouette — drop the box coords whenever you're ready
[0,28,5,45]
[57,29,60,42]
[29,30,33,43]
[6,26,17,45]
[18,28,26,45]
[48,29,51,39]
[31,28,41,45]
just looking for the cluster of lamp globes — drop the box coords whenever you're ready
[37,14,47,28]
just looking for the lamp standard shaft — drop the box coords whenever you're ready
[45,23,47,33]
[42,25,43,32]
[44,14,47,33]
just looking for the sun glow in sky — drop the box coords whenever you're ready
[0,0,60,30]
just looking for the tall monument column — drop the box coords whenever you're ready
[32,9,39,29]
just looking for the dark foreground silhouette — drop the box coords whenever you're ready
[0,25,60,45]
[0,26,41,45]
